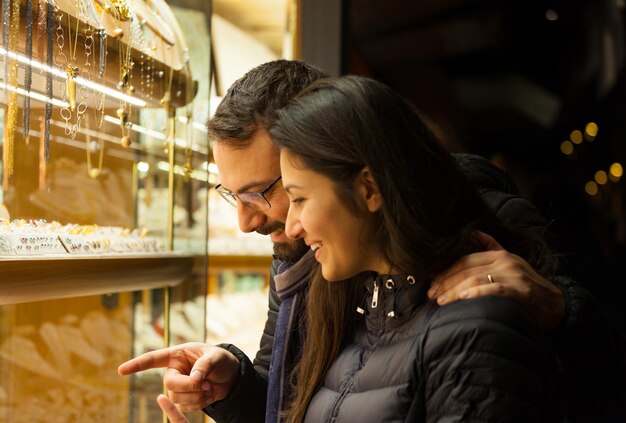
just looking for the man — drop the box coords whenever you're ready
[119,60,625,422]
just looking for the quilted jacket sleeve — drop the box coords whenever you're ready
[422,297,559,422]
[202,344,266,423]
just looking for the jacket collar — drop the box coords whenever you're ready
[361,273,429,332]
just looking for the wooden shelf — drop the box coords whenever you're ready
[0,253,194,305]
[208,254,273,271]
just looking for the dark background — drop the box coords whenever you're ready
[343,0,626,328]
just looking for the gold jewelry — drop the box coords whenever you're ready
[65,12,80,112]
[23,0,34,141]
[102,0,131,22]
[2,0,10,92]
[113,1,134,147]
[97,28,106,77]
[85,119,104,178]
[77,24,93,134]
[3,0,21,186]
[56,8,90,140]
[55,9,74,136]
[94,29,106,129]
[43,0,54,162]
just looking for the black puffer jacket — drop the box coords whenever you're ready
[304,274,557,422]
[204,154,626,422]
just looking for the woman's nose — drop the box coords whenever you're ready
[284,209,304,239]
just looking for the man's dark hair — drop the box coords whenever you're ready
[207,60,329,147]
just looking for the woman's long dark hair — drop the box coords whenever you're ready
[269,75,557,422]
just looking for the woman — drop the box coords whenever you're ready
[270,75,561,422]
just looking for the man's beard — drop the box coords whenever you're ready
[273,238,309,263]
[256,220,309,263]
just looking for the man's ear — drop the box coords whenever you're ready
[357,167,382,212]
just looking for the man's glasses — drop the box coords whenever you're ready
[214,176,282,211]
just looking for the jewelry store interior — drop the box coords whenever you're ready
[2,0,626,421]
[0,0,288,421]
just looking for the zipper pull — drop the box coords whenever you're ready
[371,281,379,308]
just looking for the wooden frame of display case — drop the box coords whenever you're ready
[207,255,272,294]
[0,254,194,305]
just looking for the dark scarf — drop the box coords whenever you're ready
[265,250,315,423]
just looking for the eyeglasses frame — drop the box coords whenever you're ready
[214,175,283,211]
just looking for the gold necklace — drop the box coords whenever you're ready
[23,0,34,142]
[43,0,54,163]
[85,120,105,178]
[65,12,79,113]
[3,0,21,187]
[111,0,134,147]
[55,9,77,138]
[94,28,106,129]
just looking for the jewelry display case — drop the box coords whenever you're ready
[0,0,211,421]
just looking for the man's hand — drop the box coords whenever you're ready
[118,342,240,412]
[428,231,566,330]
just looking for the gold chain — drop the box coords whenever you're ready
[3,0,21,187]
[113,1,133,147]
[65,12,79,112]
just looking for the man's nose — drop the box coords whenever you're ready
[237,202,265,233]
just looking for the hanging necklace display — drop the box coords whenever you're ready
[78,21,93,136]
[23,0,34,142]
[43,0,54,162]
[61,11,80,138]
[116,29,133,148]
[55,6,90,140]
[76,0,101,140]
[54,9,73,137]
[65,13,79,112]
[105,0,135,148]
[3,0,21,187]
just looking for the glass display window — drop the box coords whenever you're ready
[0,0,211,421]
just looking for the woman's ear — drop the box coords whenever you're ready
[357,167,382,212]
